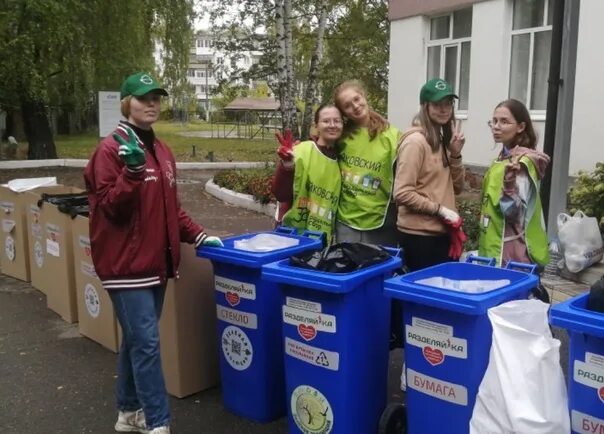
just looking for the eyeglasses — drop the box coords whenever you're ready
[135,94,162,104]
[488,119,516,128]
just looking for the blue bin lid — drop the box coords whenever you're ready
[196,231,323,268]
[261,248,402,294]
[384,261,539,315]
[550,293,604,338]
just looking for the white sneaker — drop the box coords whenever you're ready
[115,409,148,433]
[149,427,170,434]
[400,362,407,392]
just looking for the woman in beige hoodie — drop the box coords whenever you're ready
[394,78,466,271]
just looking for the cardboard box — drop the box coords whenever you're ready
[72,214,120,352]
[159,237,230,398]
[0,187,29,281]
[24,186,84,322]
[0,184,66,282]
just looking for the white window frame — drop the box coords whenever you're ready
[425,9,472,113]
[509,0,552,114]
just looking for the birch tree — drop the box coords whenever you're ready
[300,1,328,139]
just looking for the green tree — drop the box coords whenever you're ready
[320,0,390,114]
[0,0,194,159]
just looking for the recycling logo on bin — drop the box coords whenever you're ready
[406,317,467,366]
[291,385,334,434]
[221,325,253,371]
[215,275,256,307]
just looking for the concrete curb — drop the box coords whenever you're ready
[0,159,269,170]
[205,178,276,218]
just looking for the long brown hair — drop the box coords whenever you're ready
[412,102,455,153]
[495,99,537,149]
[333,80,389,140]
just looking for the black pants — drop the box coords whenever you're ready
[397,231,450,272]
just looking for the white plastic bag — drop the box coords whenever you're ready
[557,211,604,273]
[5,177,57,192]
[233,233,299,252]
[469,299,569,434]
[414,277,511,293]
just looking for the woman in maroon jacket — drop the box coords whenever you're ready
[84,72,222,434]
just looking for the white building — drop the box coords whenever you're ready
[388,0,603,174]
[188,30,262,113]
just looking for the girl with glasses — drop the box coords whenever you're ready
[479,98,550,267]
[271,104,343,243]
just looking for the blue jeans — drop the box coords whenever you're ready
[109,285,169,429]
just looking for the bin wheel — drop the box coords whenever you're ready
[378,403,407,434]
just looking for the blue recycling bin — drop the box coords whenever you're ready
[383,259,539,434]
[262,247,401,434]
[196,228,323,422]
[550,293,604,434]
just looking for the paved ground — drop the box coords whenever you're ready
[0,167,573,433]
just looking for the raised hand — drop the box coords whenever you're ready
[275,129,295,167]
[112,128,145,167]
[448,120,465,157]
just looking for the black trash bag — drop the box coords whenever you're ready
[289,242,391,273]
[586,276,604,313]
[38,193,89,218]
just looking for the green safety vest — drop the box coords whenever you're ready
[337,126,400,230]
[478,156,550,266]
[282,141,341,243]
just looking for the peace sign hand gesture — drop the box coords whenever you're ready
[275,129,296,169]
[448,120,465,157]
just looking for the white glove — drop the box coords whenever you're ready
[281,157,294,169]
[195,233,224,248]
[437,206,461,225]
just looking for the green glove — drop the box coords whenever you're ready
[195,233,224,248]
[112,128,145,167]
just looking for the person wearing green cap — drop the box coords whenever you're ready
[394,78,466,270]
[84,72,223,434]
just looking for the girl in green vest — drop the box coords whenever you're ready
[271,104,343,243]
[394,78,466,271]
[478,99,550,267]
[333,80,401,246]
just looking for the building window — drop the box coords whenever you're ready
[196,39,203,48]
[426,7,472,110]
[187,69,195,77]
[196,70,204,78]
[509,0,553,111]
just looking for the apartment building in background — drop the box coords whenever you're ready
[188,30,262,113]
[388,0,602,174]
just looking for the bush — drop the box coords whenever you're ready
[214,168,275,204]
[568,162,604,232]
[457,198,481,251]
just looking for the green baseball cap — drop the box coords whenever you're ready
[419,78,458,104]
[120,72,168,99]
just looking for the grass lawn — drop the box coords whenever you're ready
[54,120,276,162]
